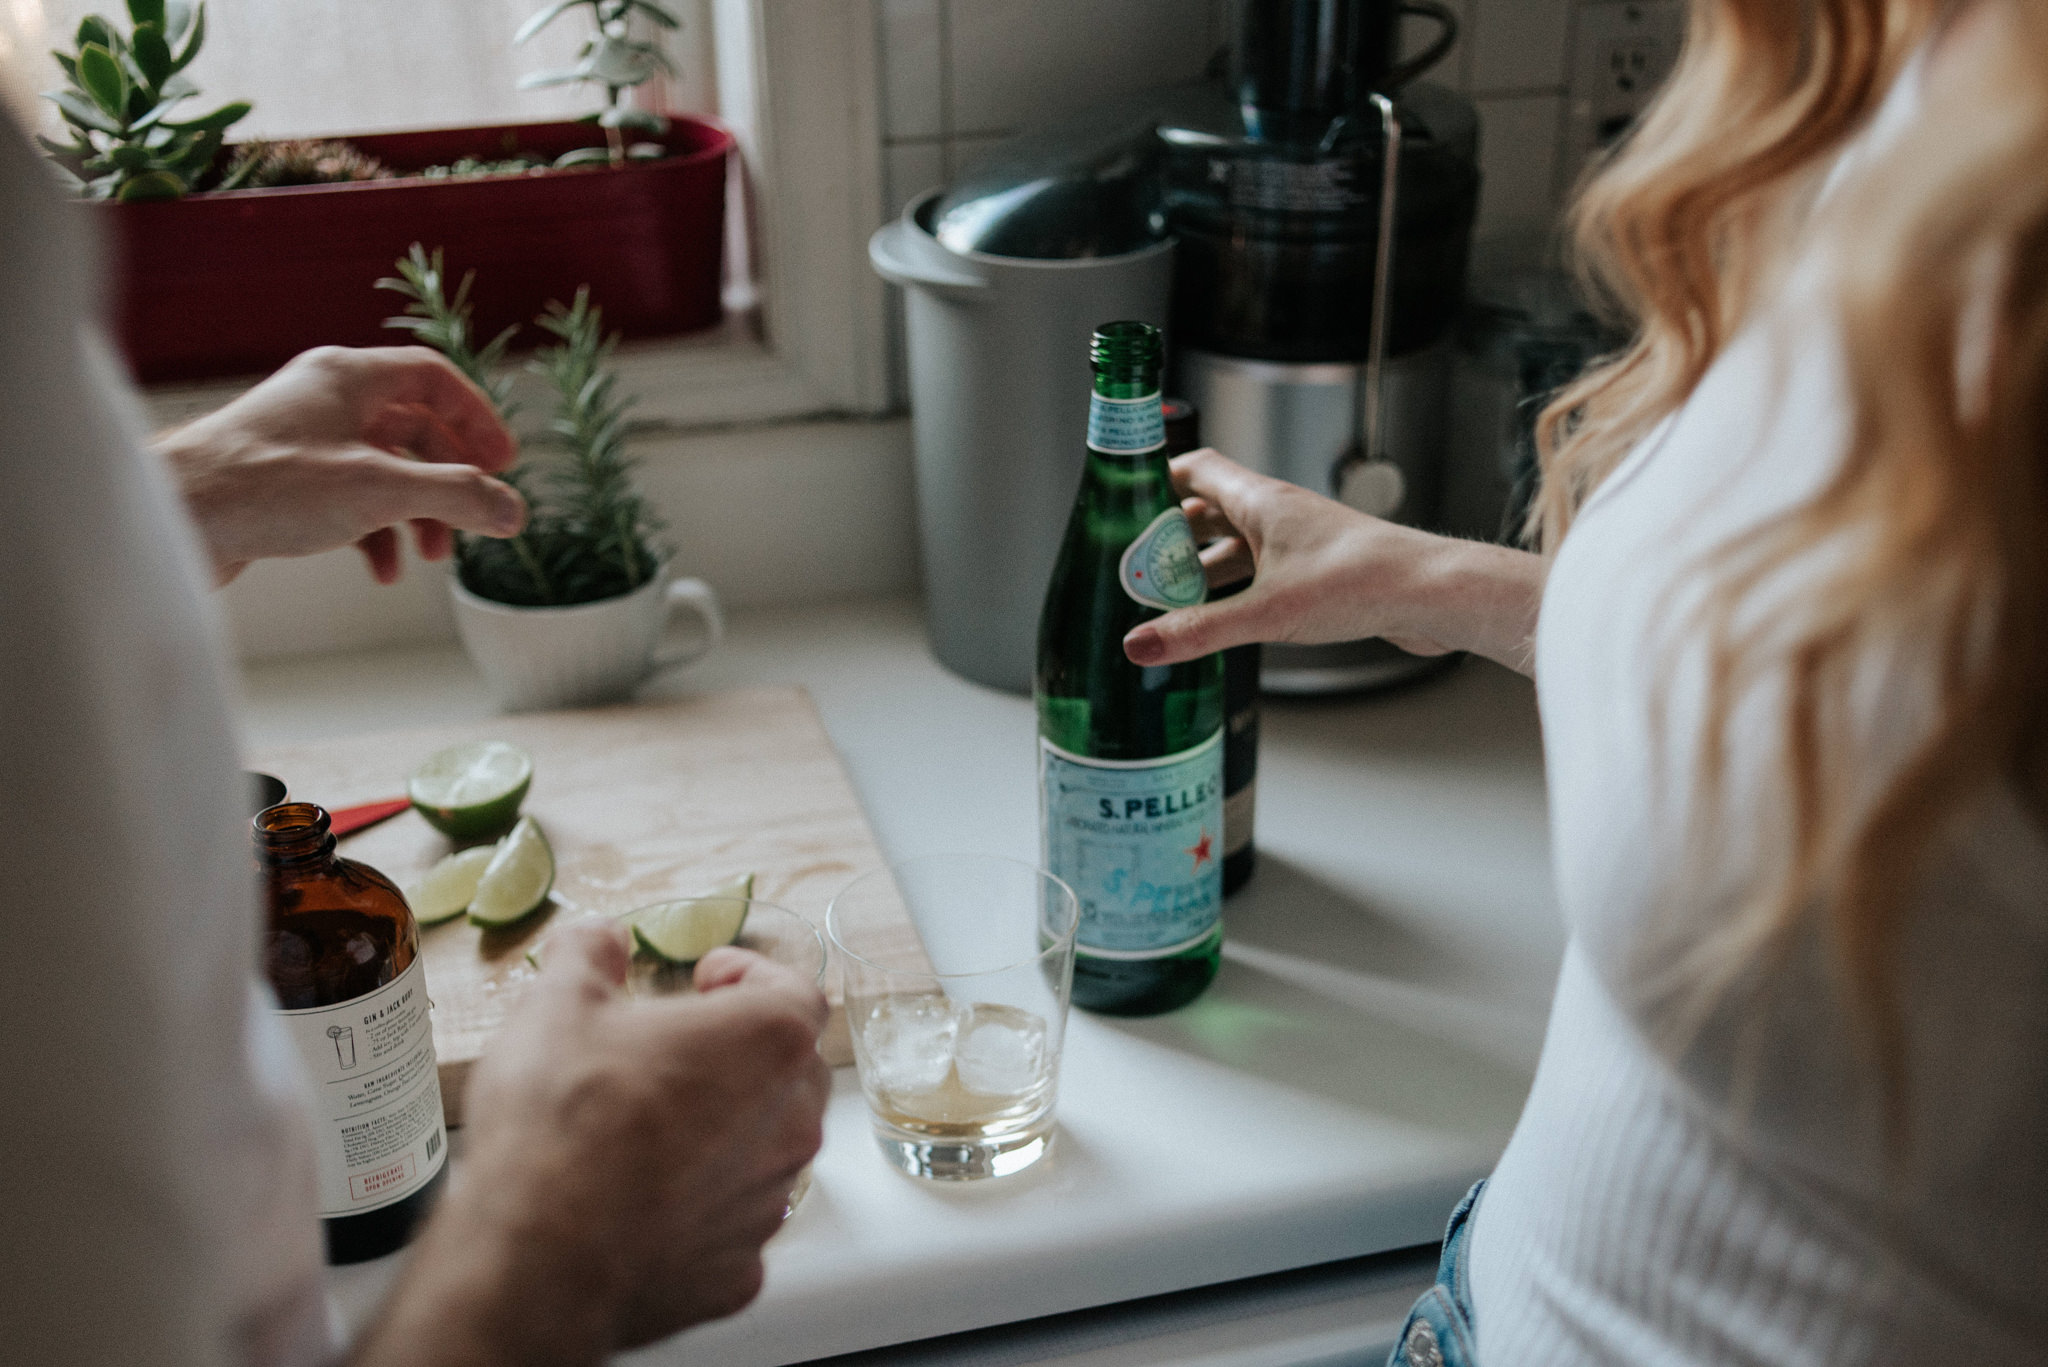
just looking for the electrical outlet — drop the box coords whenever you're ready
[1564,0,1686,172]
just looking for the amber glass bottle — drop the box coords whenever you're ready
[257,803,447,1264]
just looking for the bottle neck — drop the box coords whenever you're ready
[1092,367,1160,401]
[1086,390,1165,463]
[254,802,338,867]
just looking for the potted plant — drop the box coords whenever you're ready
[41,0,732,384]
[379,245,723,712]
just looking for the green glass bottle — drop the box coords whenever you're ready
[1036,321,1225,1016]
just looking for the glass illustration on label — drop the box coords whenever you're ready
[1040,733,1223,957]
[1119,508,1207,611]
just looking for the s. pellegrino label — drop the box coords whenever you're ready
[1040,731,1224,957]
[277,956,447,1217]
[1087,390,1166,455]
[1119,508,1207,610]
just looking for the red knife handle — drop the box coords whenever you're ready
[329,797,411,838]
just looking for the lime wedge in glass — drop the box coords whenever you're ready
[409,740,533,841]
[631,873,754,964]
[406,845,498,926]
[468,816,555,928]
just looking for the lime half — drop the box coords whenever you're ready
[468,816,555,928]
[409,740,532,841]
[406,845,497,926]
[631,873,753,964]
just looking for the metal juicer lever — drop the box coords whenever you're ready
[1334,91,1408,520]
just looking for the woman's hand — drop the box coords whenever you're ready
[352,921,830,1367]
[1122,449,1547,676]
[157,346,526,586]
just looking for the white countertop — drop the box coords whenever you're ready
[242,596,1563,1364]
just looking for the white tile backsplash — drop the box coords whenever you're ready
[947,0,1219,137]
[878,0,946,140]
[1472,91,1565,260]
[1401,0,1471,92]
[944,131,1017,181]
[1468,0,1575,92]
[872,0,1591,275]
[884,140,947,221]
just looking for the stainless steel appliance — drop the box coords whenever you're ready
[1162,0,1480,693]
[1181,346,1454,690]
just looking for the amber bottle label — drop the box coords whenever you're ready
[277,957,446,1216]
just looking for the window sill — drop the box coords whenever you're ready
[143,0,890,436]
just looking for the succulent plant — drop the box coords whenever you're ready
[219,138,393,190]
[515,0,682,167]
[377,245,665,608]
[39,0,250,201]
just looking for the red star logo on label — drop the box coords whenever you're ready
[1185,828,1214,871]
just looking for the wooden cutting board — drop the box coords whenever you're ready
[253,687,907,1124]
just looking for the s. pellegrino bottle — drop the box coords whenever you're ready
[257,802,448,1264]
[1037,321,1225,1015]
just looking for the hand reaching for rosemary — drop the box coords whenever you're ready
[158,346,527,586]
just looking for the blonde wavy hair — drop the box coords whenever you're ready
[1533,0,2048,1115]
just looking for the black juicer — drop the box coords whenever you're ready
[1166,0,1480,692]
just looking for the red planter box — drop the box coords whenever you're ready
[106,116,733,384]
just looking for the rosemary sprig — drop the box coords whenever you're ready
[376,246,664,608]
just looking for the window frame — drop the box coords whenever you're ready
[145,0,891,431]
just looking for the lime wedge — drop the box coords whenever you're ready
[467,816,554,928]
[409,740,533,841]
[630,873,754,964]
[406,845,498,926]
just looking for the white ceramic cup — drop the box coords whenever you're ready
[450,565,724,712]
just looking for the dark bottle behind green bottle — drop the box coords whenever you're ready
[1161,398,1259,898]
[1037,322,1224,1016]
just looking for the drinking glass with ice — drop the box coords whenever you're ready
[827,855,1079,1180]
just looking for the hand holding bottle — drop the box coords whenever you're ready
[351,920,830,1367]
[1121,448,1548,676]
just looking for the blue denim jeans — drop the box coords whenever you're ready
[1385,1180,1484,1367]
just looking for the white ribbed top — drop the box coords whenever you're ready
[1466,52,2048,1367]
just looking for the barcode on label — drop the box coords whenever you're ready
[425,1128,442,1162]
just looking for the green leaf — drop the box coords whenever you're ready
[170,2,206,71]
[46,88,123,134]
[166,127,223,178]
[514,0,586,44]
[597,105,666,133]
[77,43,130,120]
[52,50,79,82]
[35,135,90,178]
[129,93,189,131]
[106,143,157,170]
[127,0,166,29]
[516,67,587,90]
[131,24,174,86]
[117,168,187,200]
[158,72,198,99]
[214,152,258,190]
[76,15,116,52]
[164,99,247,132]
[163,0,194,43]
